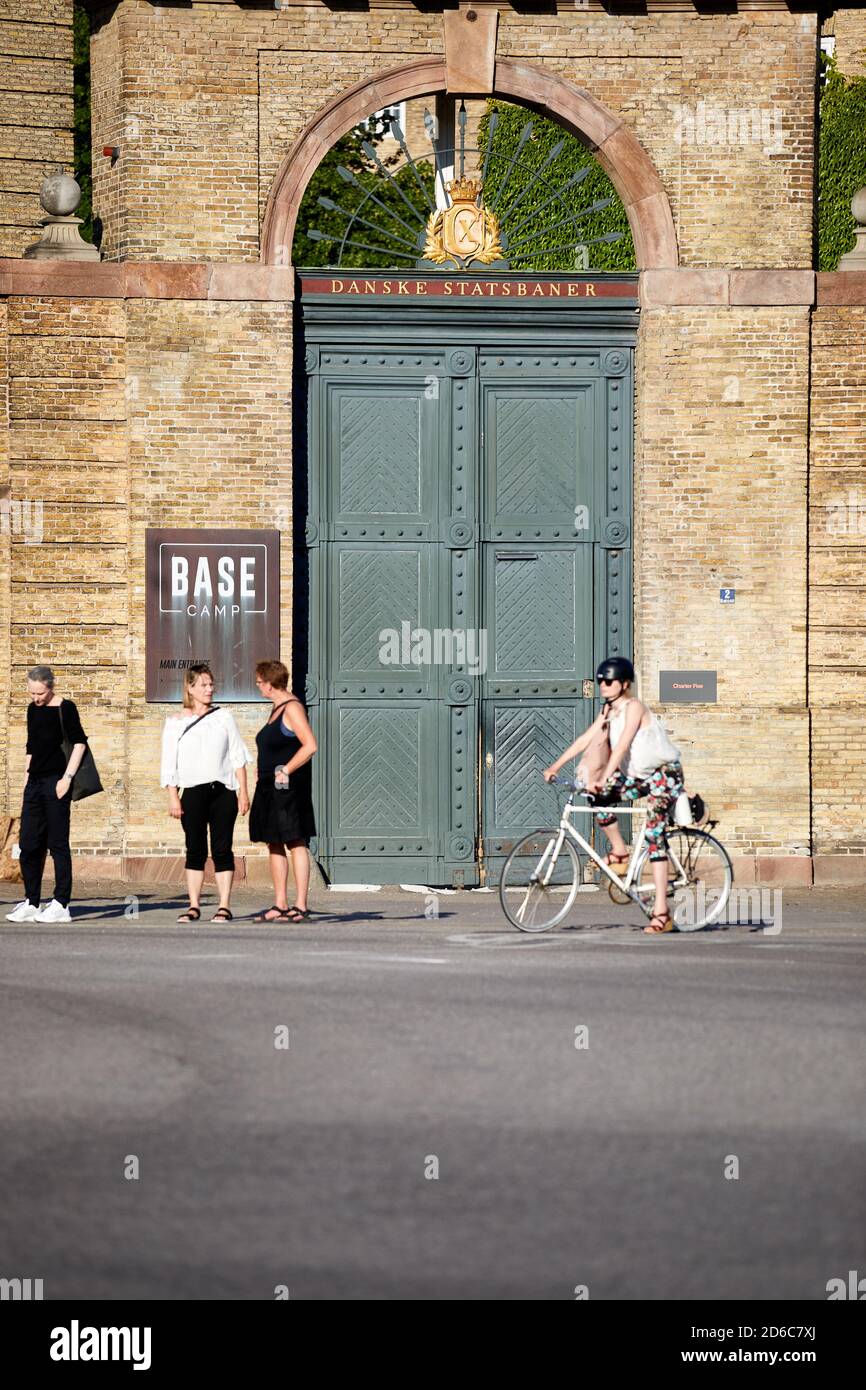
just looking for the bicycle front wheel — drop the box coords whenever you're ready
[635,827,733,930]
[499,829,582,932]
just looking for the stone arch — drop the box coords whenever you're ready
[261,56,678,270]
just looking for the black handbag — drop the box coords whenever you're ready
[58,701,103,801]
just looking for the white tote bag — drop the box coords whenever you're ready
[630,711,681,778]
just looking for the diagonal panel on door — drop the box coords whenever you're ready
[308,347,479,884]
[480,358,600,872]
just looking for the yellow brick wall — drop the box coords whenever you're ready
[833,10,866,75]
[635,306,810,707]
[85,1,817,270]
[1,287,835,860]
[0,292,295,862]
[0,298,9,799]
[809,307,866,855]
[2,295,128,853]
[662,708,811,857]
[0,2,862,870]
[0,0,75,257]
[89,0,123,261]
[633,304,812,855]
[124,297,293,857]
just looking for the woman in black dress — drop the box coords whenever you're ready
[249,660,317,922]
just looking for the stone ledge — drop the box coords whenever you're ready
[0,259,296,301]
[80,855,249,885]
[730,269,815,306]
[208,264,296,301]
[1,261,848,309]
[41,853,866,890]
[813,855,866,884]
[641,269,816,308]
[754,856,813,886]
[816,272,866,306]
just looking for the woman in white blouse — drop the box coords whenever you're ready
[160,663,253,922]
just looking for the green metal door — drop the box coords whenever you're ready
[479,356,593,874]
[479,347,633,875]
[304,323,633,887]
[305,344,480,884]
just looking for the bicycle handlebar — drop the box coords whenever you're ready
[548,774,589,795]
[548,774,628,809]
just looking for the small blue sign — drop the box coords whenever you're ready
[720,588,736,604]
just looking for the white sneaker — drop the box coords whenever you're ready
[5,900,41,922]
[34,899,72,923]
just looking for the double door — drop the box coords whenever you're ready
[304,339,632,885]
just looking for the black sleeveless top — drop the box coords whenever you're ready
[255,702,299,775]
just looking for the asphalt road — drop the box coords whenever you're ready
[1,883,864,1300]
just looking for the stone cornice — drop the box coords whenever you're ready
[3,261,866,306]
[641,269,818,307]
[81,1,823,13]
[0,260,296,301]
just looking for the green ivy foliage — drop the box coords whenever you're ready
[477,100,636,273]
[818,54,866,271]
[73,3,98,246]
[293,116,435,269]
[294,102,636,272]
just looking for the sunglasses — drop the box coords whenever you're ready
[597,676,620,686]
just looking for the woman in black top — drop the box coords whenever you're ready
[249,660,317,923]
[5,665,88,923]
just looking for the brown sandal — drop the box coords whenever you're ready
[643,912,674,934]
[604,852,629,875]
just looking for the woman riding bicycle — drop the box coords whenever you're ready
[543,656,684,934]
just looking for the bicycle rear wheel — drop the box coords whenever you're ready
[499,829,582,932]
[635,827,733,930]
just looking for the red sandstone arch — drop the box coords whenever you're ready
[261,57,678,271]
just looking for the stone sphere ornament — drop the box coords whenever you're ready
[40,170,81,217]
[24,168,99,260]
[838,186,866,271]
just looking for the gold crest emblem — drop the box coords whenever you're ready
[422,176,505,269]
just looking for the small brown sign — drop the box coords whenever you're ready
[659,670,718,703]
[146,529,279,702]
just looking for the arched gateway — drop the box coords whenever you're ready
[262,58,678,271]
[274,64,672,886]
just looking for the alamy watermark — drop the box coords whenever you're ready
[0,1276,43,1300]
[50,1323,152,1371]
[673,102,784,155]
[674,885,783,933]
[826,1269,866,1300]
[0,496,43,544]
[825,490,866,536]
[379,621,487,676]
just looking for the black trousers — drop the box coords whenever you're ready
[180,781,238,873]
[20,774,73,907]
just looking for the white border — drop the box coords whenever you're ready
[159,542,268,615]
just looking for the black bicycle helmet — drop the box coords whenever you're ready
[596,656,635,685]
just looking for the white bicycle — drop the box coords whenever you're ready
[499,777,733,933]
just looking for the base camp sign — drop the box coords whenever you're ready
[145,529,279,701]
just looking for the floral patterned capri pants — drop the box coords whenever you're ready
[596,761,685,862]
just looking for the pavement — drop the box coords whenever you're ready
[0,879,864,1300]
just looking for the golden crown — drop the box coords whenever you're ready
[447,175,482,203]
